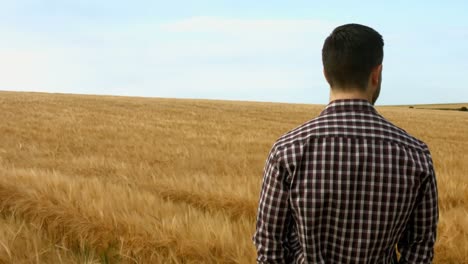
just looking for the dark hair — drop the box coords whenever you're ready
[322,23,384,91]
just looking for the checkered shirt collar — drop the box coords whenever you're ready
[322,99,378,115]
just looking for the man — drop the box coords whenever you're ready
[253,24,438,263]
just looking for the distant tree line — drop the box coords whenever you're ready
[408,106,467,111]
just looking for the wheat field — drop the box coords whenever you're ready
[0,91,466,263]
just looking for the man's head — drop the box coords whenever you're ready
[322,24,384,104]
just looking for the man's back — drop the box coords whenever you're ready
[253,99,438,263]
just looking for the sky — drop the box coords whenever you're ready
[1,0,467,105]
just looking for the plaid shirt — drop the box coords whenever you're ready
[253,99,438,264]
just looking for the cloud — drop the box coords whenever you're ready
[159,16,335,34]
[0,48,72,91]
[0,17,335,103]
[152,17,335,61]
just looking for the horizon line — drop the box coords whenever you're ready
[1,89,466,107]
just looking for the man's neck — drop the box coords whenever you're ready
[329,88,372,103]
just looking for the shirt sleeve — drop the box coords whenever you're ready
[398,162,439,263]
[253,146,291,264]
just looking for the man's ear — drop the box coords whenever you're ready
[371,64,383,86]
[323,68,331,85]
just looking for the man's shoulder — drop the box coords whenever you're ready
[272,115,325,152]
[271,111,430,155]
[378,116,430,153]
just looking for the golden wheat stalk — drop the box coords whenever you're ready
[0,181,239,263]
[138,183,257,221]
